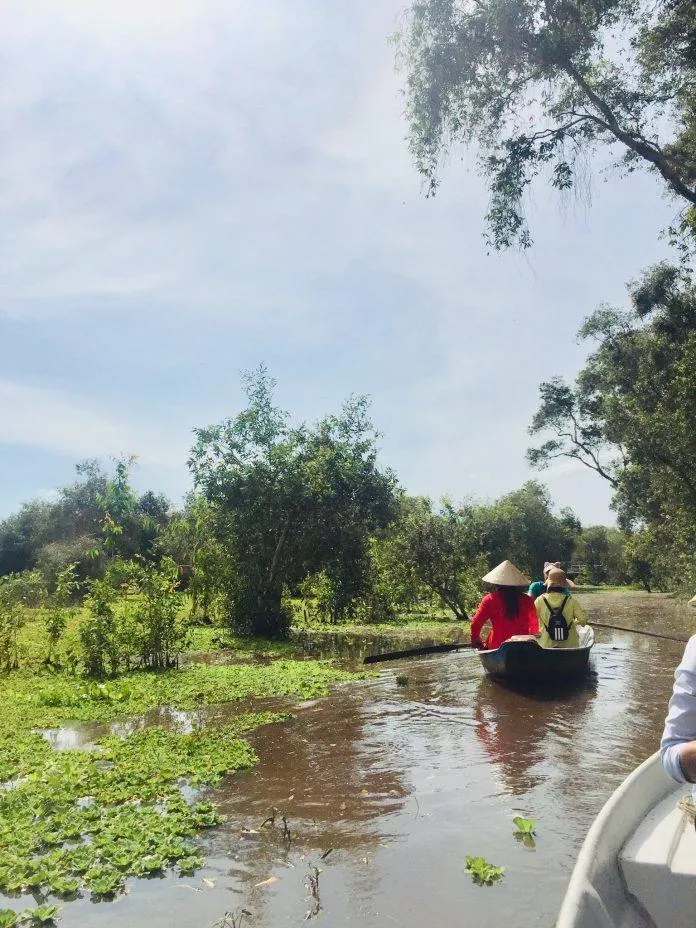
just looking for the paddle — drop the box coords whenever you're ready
[363,642,477,664]
[591,621,689,644]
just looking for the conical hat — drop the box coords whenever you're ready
[482,560,530,587]
[689,594,696,608]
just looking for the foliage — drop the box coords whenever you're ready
[157,495,228,623]
[78,558,187,676]
[0,652,359,907]
[43,565,79,665]
[464,855,504,886]
[513,816,537,848]
[398,0,696,250]
[0,572,45,671]
[572,526,629,585]
[471,482,579,577]
[528,264,696,589]
[0,460,171,584]
[189,367,399,636]
[0,908,62,927]
[383,496,484,619]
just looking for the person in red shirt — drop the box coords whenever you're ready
[470,560,539,650]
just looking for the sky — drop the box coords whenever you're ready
[0,0,678,524]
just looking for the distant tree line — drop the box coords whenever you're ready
[0,366,649,664]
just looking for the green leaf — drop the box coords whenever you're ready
[464,855,504,886]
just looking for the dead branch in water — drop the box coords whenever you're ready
[304,865,321,920]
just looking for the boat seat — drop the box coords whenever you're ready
[619,789,696,928]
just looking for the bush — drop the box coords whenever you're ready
[0,572,46,671]
[79,558,187,676]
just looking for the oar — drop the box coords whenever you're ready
[591,621,689,644]
[363,642,476,664]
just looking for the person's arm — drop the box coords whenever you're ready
[525,597,539,635]
[661,637,696,783]
[570,598,588,626]
[470,596,491,648]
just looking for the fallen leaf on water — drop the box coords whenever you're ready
[255,876,279,888]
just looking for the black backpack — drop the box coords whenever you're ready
[542,595,570,642]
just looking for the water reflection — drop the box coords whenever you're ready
[472,673,597,795]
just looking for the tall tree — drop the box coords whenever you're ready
[189,367,398,637]
[528,263,696,587]
[399,0,696,249]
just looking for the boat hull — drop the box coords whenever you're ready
[557,753,688,928]
[478,635,593,682]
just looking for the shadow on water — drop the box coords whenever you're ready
[6,592,694,928]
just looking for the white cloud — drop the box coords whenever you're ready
[0,379,188,470]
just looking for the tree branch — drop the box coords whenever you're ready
[562,62,696,206]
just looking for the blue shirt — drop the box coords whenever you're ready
[528,581,570,598]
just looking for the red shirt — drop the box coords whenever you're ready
[470,591,539,650]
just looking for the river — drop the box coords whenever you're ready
[14,592,696,928]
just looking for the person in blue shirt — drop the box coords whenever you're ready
[661,595,696,783]
[528,562,573,598]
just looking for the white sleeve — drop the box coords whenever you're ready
[660,636,696,783]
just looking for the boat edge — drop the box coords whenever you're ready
[556,751,675,928]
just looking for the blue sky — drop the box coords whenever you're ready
[0,0,677,524]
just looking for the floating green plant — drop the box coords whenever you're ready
[464,855,504,886]
[0,656,360,909]
[512,816,537,848]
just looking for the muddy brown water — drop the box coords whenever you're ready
[5,592,695,928]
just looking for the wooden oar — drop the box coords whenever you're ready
[591,621,689,644]
[363,642,476,664]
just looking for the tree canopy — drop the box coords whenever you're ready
[528,262,696,587]
[189,367,399,636]
[399,0,696,249]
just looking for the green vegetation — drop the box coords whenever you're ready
[189,366,398,637]
[529,264,696,593]
[464,855,504,886]
[398,0,696,251]
[0,906,62,927]
[0,653,357,907]
[513,816,537,849]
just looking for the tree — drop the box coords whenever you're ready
[387,496,483,620]
[189,367,398,637]
[528,263,696,588]
[0,459,171,582]
[398,0,696,249]
[157,495,229,623]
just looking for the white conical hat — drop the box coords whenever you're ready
[689,594,696,608]
[482,560,531,587]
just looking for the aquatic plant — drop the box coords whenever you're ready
[0,907,61,927]
[464,856,504,886]
[0,656,357,907]
[513,816,537,849]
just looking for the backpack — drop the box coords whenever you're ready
[542,595,570,642]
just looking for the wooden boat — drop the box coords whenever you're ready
[557,752,696,928]
[478,626,594,681]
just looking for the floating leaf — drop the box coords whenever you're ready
[464,855,504,886]
[512,816,536,835]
